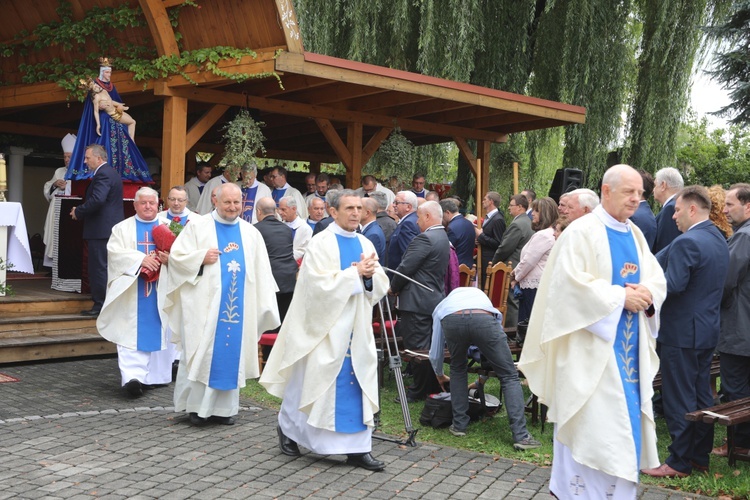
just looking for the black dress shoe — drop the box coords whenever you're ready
[81,309,101,317]
[209,415,235,425]
[346,453,385,471]
[189,413,208,426]
[277,425,301,456]
[124,379,142,398]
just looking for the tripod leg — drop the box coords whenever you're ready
[377,298,418,446]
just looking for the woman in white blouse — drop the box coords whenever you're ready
[511,197,559,324]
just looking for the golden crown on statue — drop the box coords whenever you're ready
[98,57,112,67]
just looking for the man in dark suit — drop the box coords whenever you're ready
[642,186,729,478]
[369,191,397,246]
[360,197,386,259]
[521,189,536,220]
[254,197,298,325]
[387,190,419,269]
[475,191,506,287]
[652,167,684,253]
[493,194,534,327]
[391,201,450,402]
[70,144,123,316]
[630,170,657,250]
[440,198,475,268]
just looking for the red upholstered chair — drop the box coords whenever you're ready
[483,261,512,327]
[458,263,477,287]
[257,332,278,374]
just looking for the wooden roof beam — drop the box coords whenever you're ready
[315,118,352,167]
[156,85,508,143]
[139,0,180,57]
[186,105,230,150]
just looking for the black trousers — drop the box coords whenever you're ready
[87,238,109,310]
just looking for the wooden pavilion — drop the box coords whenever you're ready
[0,0,585,363]
[0,0,585,208]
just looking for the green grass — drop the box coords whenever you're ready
[242,372,749,499]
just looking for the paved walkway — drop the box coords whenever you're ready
[0,357,708,499]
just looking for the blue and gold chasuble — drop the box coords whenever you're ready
[333,234,367,433]
[241,186,258,222]
[271,187,287,206]
[135,219,161,352]
[606,226,642,465]
[208,220,246,390]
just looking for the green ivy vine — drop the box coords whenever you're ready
[1,0,278,100]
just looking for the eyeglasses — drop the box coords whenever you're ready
[393,201,410,205]
[508,203,517,208]
[168,197,187,202]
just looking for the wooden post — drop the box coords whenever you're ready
[161,96,188,197]
[308,161,321,175]
[347,122,363,189]
[513,162,519,194]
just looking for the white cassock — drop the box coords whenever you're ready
[240,179,272,224]
[42,167,70,266]
[518,206,666,499]
[96,216,176,386]
[195,176,230,215]
[165,211,280,418]
[184,176,206,213]
[354,183,395,206]
[260,223,388,455]
[272,184,309,220]
[287,216,313,260]
[157,209,200,224]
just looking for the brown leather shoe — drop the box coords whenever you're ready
[640,463,689,478]
[711,443,750,457]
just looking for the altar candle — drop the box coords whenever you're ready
[0,153,6,185]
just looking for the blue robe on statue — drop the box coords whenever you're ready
[66,80,152,183]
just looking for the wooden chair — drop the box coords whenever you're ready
[458,263,476,287]
[257,332,278,374]
[483,261,512,326]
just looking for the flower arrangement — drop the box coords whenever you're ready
[140,219,184,282]
[220,109,266,182]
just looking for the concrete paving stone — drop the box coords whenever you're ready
[38,480,76,493]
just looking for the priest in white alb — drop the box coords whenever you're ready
[158,185,200,227]
[166,183,279,426]
[42,133,75,267]
[518,164,666,499]
[96,187,174,398]
[260,190,389,471]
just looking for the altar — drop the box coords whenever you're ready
[0,202,34,296]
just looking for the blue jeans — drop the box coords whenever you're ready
[441,312,529,441]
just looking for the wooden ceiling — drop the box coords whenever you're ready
[0,0,586,171]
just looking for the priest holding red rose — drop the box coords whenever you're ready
[158,185,200,228]
[96,186,175,398]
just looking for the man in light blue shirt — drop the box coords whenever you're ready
[430,287,540,450]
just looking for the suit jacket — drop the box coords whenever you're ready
[391,226,450,314]
[74,164,124,240]
[361,220,386,259]
[312,216,334,236]
[719,218,750,356]
[653,197,680,254]
[376,211,397,244]
[477,210,506,271]
[656,220,729,349]
[492,214,532,268]
[387,211,419,269]
[446,214,476,268]
[630,201,657,250]
[254,217,298,294]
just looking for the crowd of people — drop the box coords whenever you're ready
[48,146,750,495]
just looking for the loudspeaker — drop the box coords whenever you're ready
[548,168,583,202]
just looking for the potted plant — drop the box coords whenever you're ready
[220,109,267,181]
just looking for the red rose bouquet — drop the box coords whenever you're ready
[140,218,185,282]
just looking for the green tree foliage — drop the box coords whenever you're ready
[676,115,750,185]
[706,0,750,126]
[291,1,731,200]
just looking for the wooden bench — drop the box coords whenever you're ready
[685,396,750,466]
[652,355,721,393]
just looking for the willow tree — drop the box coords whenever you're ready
[292,0,727,198]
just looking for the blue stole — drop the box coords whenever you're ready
[272,187,287,206]
[135,220,162,352]
[606,226,642,464]
[334,233,367,433]
[208,220,246,390]
[198,184,205,195]
[241,185,258,222]
[307,219,318,231]
[166,212,188,226]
